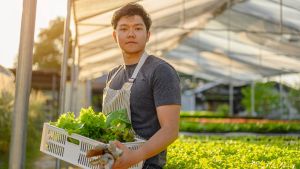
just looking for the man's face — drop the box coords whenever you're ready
[113,15,150,55]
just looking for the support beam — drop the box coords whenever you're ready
[229,83,234,116]
[279,74,283,115]
[69,42,76,113]
[56,0,72,168]
[9,0,37,168]
[251,81,256,116]
[86,79,92,107]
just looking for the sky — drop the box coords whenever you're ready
[0,0,67,68]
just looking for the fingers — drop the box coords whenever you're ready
[108,142,123,159]
[89,153,114,168]
[86,144,107,157]
[87,141,125,167]
[86,149,104,158]
[112,140,126,150]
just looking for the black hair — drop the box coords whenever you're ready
[111,3,152,31]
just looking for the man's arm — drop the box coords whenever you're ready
[113,104,180,169]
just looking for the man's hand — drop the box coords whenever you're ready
[112,141,142,169]
[86,142,124,168]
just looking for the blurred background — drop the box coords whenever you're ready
[0,0,300,168]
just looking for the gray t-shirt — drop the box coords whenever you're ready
[106,55,181,167]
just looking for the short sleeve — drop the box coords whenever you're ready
[152,63,181,107]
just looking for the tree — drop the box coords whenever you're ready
[33,17,72,71]
[241,82,280,116]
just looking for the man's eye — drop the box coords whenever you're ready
[120,28,127,31]
[136,27,143,30]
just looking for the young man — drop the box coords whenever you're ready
[102,3,181,169]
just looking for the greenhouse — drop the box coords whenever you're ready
[1,0,300,169]
[70,0,300,118]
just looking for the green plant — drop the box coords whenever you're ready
[26,91,48,168]
[180,111,227,118]
[179,121,300,133]
[0,76,14,155]
[0,90,13,155]
[216,104,229,116]
[165,136,300,169]
[51,107,135,143]
[0,89,48,169]
[241,82,280,116]
[288,88,300,114]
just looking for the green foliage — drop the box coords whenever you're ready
[241,82,280,116]
[288,88,300,114]
[0,76,14,169]
[216,104,229,116]
[0,90,14,154]
[165,136,300,169]
[106,109,130,127]
[51,107,134,143]
[0,89,48,169]
[54,112,82,134]
[26,91,48,169]
[33,17,72,70]
[180,121,300,133]
[180,111,227,118]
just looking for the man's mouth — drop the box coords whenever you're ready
[126,41,137,44]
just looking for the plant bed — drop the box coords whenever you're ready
[180,121,300,133]
[182,117,300,124]
[165,135,300,169]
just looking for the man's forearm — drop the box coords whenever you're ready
[133,126,178,163]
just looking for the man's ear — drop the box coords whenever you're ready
[146,31,151,42]
[112,31,117,43]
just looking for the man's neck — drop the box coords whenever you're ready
[122,50,145,65]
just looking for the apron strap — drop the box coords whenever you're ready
[128,52,148,82]
[106,65,123,86]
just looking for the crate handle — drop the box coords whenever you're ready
[67,136,80,145]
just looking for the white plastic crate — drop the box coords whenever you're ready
[40,123,145,169]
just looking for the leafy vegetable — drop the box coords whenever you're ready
[51,107,135,143]
[50,112,82,135]
[106,108,130,127]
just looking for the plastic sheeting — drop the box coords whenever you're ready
[71,0,300,84]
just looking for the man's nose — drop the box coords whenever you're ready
[127,28,136,38]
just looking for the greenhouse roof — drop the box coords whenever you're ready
[72,0,300,85]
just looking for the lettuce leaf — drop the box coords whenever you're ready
[105,108,130,127]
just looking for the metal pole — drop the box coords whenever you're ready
[56,0,72,168]
[86,79,92,107]
[72,0,80,116]
[251,81,255,116]
[226,0,233,116]
[229,83,234,116]
[9,0,37,168]
[59,0,72,116]
[69,42,76,112]
[50,74,56,120]
[73,46,80,116]
[280,0,283,34]
[279,74,283,115]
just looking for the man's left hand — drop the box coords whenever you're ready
[112,140,141,169]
